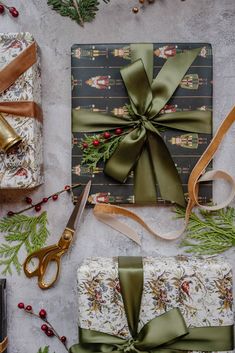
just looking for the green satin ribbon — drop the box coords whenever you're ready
[69,257,234,353]
[73,44,212,206]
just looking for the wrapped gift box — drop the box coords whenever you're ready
[77,257,233,353]
[0,280,7,352]
[0,32,43,189]
[71,43,213,205]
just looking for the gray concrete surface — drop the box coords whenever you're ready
[0,0,234,352]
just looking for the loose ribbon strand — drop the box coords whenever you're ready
[94,106,235,244]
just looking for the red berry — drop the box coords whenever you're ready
[61,336,67,343]
[52,194,58,201]
[92,139,100,147]
[82,142,88,149]
[42,197,48,203]
[7,211,14,217]
[115,128,123,135]
[25,305,32,311]
[35,204,41,212]
[18,302,24,309]
[25,196,32,204]
[0,5,5,13]
[39,309,47,319]
[64,185,70,191]
[46,329,54,337]
[41,324,48,332]
[103,132,111,139]
[9,7,19,17]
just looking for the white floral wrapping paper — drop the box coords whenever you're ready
[77,256,234,353]
[0,32,43,189]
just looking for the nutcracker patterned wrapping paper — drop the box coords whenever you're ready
[0,32,43,189]
[72,43,213,205]
[77,257,234,353]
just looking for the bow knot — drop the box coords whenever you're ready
[121,339,137,353]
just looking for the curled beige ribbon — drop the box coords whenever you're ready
[94,106,235,245]
[0,337,8,353]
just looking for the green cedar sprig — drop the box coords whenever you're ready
[37,347,55,353]
[47,0,110,27]
[0,212,49,275]
[174,207,235,255]
[79,133,124,169]
[38,348,49,353]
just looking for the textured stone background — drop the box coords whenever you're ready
[0,0,235,352]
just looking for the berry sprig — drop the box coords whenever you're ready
[79,128,128,169]
[0,2,19,17]
[18,303,69,351]
[7,184,81,217]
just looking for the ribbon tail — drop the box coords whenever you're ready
[104,127,146,183]
[147,132,186,206]
[134,148,157,203]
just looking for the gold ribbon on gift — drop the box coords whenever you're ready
[0,337,8,353]
[69,257,234,353]
[73,44,212,206]
[93,106,235,244]
[0,41,42,152]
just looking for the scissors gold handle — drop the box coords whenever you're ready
[23,228,74,290]
[23,180,92,290]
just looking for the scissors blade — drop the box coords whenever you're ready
[66,180,91,231]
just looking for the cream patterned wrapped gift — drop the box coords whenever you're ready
[76,257,234,353]
[0,32,43,189]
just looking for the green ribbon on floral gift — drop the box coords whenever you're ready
[69,257,234,353]
[72,44,212,206]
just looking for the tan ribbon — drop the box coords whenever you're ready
[0,42,37,94]
[0,337,8,353]
[0,41,42,147]
[94,106,235,244]
[0,101,43,123]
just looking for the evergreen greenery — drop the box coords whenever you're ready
[47,0,110,27]
[80,133,124,169]
[175,207,235,255]
[37,347,54,353]
[0,212,49,275]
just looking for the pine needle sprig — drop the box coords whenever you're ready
[174,207,235,255]
[79,133,124,169]
[47,0,110,27]
[37,347,55,353]
[0,212,49,275]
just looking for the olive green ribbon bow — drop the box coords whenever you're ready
[69,257,234,353]
[73,44,212,206]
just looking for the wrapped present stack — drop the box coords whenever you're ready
[0,32,43,189]
[71,256,234,353]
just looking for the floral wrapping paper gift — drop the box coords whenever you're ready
[77,257,234,353]
[0,32,43,189]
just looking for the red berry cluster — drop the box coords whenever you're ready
[7,184,80,217]
[18,303,68,350]
[0,2,19,17]
[82,128,123,149]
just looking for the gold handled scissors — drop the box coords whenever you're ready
[23,181,91,290]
